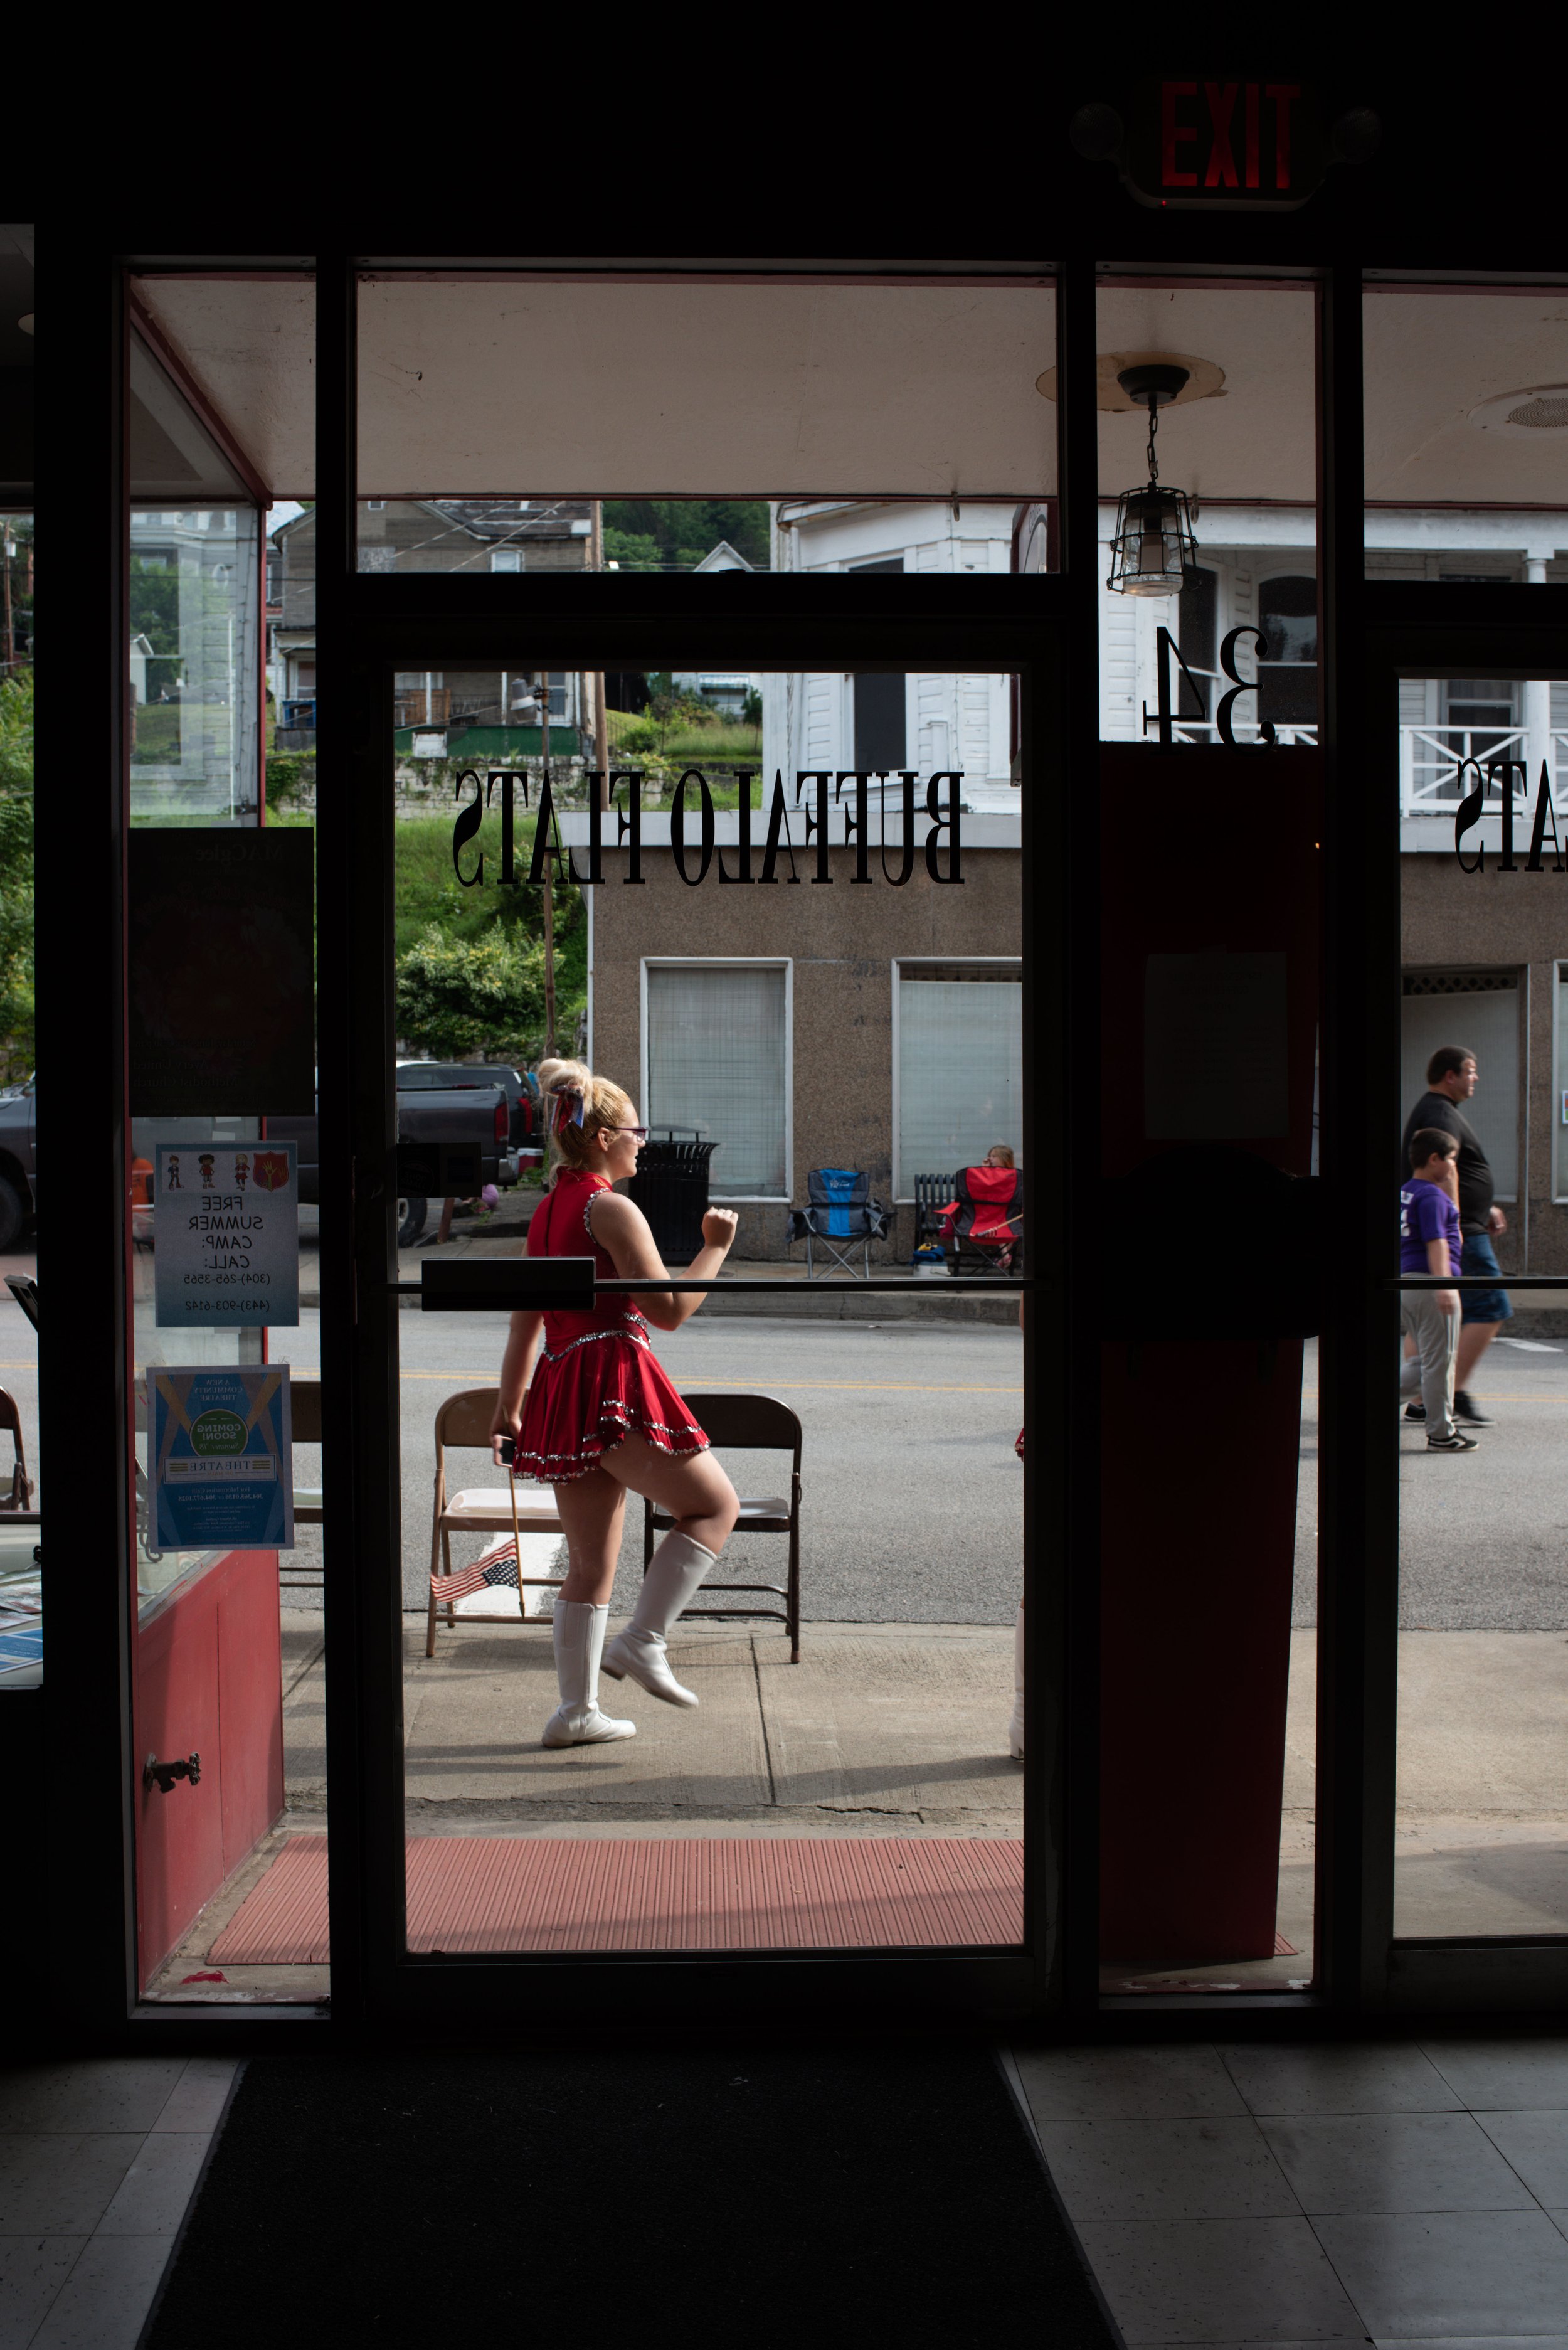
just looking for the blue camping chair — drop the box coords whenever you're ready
[786,1169,890,1279]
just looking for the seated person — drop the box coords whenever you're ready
[936,1144,1023,1270]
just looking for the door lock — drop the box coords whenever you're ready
[144,1752,201,1795]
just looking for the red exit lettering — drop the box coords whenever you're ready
[1162,80,1301,191]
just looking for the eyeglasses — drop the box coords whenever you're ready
[612,1125,650,1142]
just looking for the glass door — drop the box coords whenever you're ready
[1378,635,1568,2009]
[311,608,1060,2016]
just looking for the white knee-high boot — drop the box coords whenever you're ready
[1008,1602,1025,1760]
[602,1529,716,1708]
[542,1601,636,1747]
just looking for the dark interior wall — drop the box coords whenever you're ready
[0,369,31,494]
[0,1691,44,2009]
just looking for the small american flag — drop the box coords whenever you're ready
[430,1534,524,1607]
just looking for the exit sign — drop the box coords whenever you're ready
[1125,79,1326,208]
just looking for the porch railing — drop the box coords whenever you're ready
[1167,718,1320,747]
[1400,725,1567,819]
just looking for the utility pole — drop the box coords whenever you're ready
[539,667,556,1057]
[590,501,610,812]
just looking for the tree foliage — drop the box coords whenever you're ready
[0,668,34,1077]
[602,500,770,570]
[392,805,588,1057]
[395,923,551,1060]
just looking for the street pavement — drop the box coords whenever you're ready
[263,1317,1567,1631]
[1288,1329,1568,1630]
[2,1273,1562,1632]
[269,1309,1029,1624]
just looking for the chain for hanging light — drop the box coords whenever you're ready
[1107,364,1199,597]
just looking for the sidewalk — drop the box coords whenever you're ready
[147,1617,1567,1997]
[394,1233,1014,1321]
[142,1616,1022,1997]
[287,1614,1022,1825]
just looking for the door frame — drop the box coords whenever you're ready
[320,610,1062,2024]
[1345,602,1568,2014]
[313,253,1070,2018]
[64,244,1566,2038]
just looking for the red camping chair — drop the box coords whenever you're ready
[938,1165,1024,1274]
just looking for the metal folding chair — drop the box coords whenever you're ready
[425,1385,566,1654]
[0,1388,32,1512]
[642,1391,803,1661]
[785,1168,889,1279]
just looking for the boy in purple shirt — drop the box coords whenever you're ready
[1399,1129,1474,1451]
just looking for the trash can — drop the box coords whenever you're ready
[628,1130,718,1263]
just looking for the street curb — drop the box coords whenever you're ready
[300,1289,1018,1324]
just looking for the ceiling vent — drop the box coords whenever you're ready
[1469,385,1568,437]
[1507,395,1568,429]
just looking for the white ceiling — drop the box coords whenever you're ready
[1094,287,1316,502]
[134,277,315,495]
[140,274,1059,499]
[354,277,1057,497]
[1362,289,1568,504]
[134,272,1568,516]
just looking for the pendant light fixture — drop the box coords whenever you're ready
[1107,364,1199,595]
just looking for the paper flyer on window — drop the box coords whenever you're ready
[153,1141,299,1327]
[147,1366,294,1550]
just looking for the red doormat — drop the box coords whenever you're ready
[209,1834,1025,1962]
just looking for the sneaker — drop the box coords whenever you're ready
[1402,1400,1426,1422]
[1453,1391,1494,1425]
[1427,1429,1480,1452]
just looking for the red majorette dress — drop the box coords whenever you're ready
[512,1168,711,1484]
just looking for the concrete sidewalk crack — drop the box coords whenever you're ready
[750,1635,778,1805]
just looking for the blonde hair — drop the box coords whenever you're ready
[537,1057,637,1179]
[985,1144,1015,1169]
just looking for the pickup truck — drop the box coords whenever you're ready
[269,1069,511,1246]
[396,1061,543,1169]
[0,1079,35,1251]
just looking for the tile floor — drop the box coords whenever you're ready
[0,2056,238,2347]
[1007,2038,1568,2346]
[6,2040,1568,2344]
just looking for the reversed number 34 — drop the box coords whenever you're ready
[1145,624,1278,749]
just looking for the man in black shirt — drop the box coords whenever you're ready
[1400,1044,1512,1424]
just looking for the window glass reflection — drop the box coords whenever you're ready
[1394,676,1567,1939]
[0,526,35,1689]
[1365,286,1568,578]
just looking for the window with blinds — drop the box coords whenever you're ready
[644,962,790,1198]
[896,964,1022,1196]
[1399,971,1520,1199]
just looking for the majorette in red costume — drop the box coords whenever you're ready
[511,1166,711,1482]
[492,1060,741,1752]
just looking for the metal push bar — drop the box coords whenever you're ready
[411,1258,1030,1309]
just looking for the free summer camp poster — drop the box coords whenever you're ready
[153,1142,299,1327]
[148,1366,295,1550]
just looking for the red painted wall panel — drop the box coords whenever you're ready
[218,1563,285,1878]
[133,1549,283,1989]
[134,1597,223,1988]
[1098,747,1320,1967]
